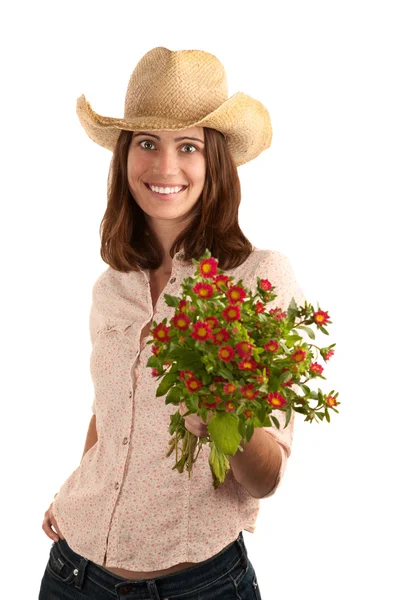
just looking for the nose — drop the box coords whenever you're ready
[151,147,180,177]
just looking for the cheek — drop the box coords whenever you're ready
[127,152,150,182]
[189,158,206,185]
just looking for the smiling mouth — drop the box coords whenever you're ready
[144,182,188,195]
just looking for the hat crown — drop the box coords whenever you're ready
[123,47,228,123]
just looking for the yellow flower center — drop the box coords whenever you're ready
[158,331,165,339]
[198,327,207,337]
[203,264,211,273]
[228,309,236,317]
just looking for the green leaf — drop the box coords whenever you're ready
[207,412,242,455]
[296,325,316,340]
[216,366,234,381]
[165,386,183,405]
[163,294,182,308]
[325,408,331,422]
[156,372,177,397]
[284,405,292,428]
[284,334,303,348]
[270,415,280,429]
[146,355,161,368]
[245,421,254,443]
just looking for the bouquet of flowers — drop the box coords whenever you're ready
[146,250,339,489]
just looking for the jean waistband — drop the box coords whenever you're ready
[56,531,247,598]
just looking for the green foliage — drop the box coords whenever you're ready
[207,412,242,455]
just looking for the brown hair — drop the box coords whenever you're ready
[99,127,254,272]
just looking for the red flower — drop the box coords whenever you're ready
[172,312,191,330]
[151,345,162,356]
[264,340,279,353]
[179,299,188,313]
[255,302,265,313]
[152,323,171,343]
[313,310,330,326]
[291,348,307,363]
[240,384,259,400]
[204,315,219,330]
[151,368,159,377]
[235,341,254,358]
[191,321,213,341]
[185,376,203,392]
[222,304,241,322]
[193,282,214,299]
[223,382,236,394]
[267,392,287,408]
[214,376,228,383]
[260,278,272,291]
[253,373,267,385]
[199,257,218,278]
[224,401,236,412]
[321,348,335,361]
[203,398,219,409]
[214,274,230,291]
[269,307,287,321]
[218,346,235,362]
[310,362,324,375]
[179,370,194,380]
[211,328,230,345]
[227,285,246,304]
[238,357,258,371]
[327,395,338,407]
[244,409,253,419]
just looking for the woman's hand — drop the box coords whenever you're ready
[42,502,65,543]
[179,402,211,438]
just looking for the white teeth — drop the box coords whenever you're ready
[149,185,184,194]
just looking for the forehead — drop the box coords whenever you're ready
[133,127,204,141]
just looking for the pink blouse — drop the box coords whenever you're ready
[52,247,305,571]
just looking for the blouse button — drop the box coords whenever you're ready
[170,277,176,283]
[114,482,119,490]
[129,391,132,398]
[123,437,128,445]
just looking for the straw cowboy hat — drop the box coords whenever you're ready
[76,46,272,167]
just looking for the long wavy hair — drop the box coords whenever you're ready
[99,127,254,272]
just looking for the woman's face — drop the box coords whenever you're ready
[127,127,206,225]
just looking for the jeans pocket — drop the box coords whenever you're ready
[46,542,78,586]
[228,553,249,588]
[230,555,264,600]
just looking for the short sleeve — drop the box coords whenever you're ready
[253,251,306,499]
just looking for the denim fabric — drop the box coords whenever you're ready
[38,531,262,599]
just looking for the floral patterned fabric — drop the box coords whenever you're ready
[52,247,305,571]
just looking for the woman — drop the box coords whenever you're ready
[39,46,305,599]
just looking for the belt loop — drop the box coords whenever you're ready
[235,531,248,567]
[74,556,89,589]
[147,579,162,599]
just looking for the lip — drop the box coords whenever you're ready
[145,182,188,188]
[144,182,188,199]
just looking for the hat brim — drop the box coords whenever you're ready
[76,92,272,166]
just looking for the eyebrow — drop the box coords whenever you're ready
[132,132,205,144]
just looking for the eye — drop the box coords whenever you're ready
[181,144,197,153]
[139,140,156,150]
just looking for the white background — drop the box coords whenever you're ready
[1,1,399,598]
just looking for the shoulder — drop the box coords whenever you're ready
[251,247,306,307]
[91,266,140,306]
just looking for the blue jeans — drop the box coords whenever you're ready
[38,531,262,599]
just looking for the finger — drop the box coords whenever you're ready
[42,517,60,542]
